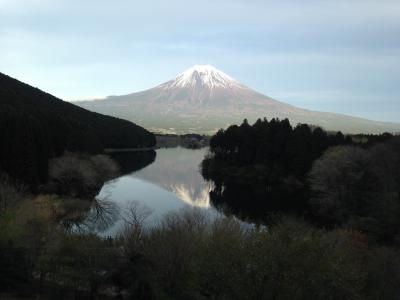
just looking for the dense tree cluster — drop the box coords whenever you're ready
[202,118,399,233]
[202,118,352,221]
[208,118,350,176]
[0,72,156,187]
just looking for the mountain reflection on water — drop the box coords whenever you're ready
[131,147,214,208]
[91,147,218,235]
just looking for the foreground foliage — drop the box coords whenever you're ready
[1,196,399,300]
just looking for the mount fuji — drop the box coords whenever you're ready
[76,65,400,134]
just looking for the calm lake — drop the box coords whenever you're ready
[89,147,220,236]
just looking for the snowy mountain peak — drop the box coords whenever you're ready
[165,65,243,90]
[77,64,400,135]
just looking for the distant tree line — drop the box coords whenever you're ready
[155,134,210,149]
[0,72,156,187]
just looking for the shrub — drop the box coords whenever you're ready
[47,152,119,198]
[120,210,367,300]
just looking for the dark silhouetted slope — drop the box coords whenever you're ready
[0,72,155,186]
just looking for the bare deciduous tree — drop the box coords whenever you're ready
[47,152,120,198]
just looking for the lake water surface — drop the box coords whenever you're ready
[92,147,219,235]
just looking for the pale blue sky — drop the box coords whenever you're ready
[1,0,399,122]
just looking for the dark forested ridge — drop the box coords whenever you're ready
[0,72,155,186]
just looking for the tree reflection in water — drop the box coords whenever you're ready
[61,197,120,234]
[62,150,157,234]
[84,197,121,232]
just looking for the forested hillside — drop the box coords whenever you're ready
[0,72,155,187]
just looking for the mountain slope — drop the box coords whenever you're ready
[76,65,400,134]
[0,72,155,186]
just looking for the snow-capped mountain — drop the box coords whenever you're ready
[76,65,400,134]
[164,64,242,89]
